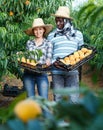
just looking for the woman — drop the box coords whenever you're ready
[23,18,53,99]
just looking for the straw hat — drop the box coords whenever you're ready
[24,18,53,36]
[52,6,73,20]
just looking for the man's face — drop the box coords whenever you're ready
[55,17,64,29]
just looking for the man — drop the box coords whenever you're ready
[48,6,84,103]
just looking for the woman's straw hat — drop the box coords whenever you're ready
[52,6,73,20]
[24,18,53,36]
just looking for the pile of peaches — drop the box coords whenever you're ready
[18,57,37,66]
[59,47,93,65]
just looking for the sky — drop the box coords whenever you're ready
[72,0,88,9]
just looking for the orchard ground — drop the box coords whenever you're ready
[0,63,103,107]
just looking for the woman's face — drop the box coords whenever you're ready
[33,27,45,38]
[55,17,64,29]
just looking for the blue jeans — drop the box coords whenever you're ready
[52,72,79,103]
[23,70,49,99]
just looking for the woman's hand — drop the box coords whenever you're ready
[46,59,51,66]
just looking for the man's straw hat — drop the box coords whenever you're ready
[24,18,53,36]
[52,6,73,20]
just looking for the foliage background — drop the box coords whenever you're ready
[0,0,67,80]
[0,0,103,83]
[72,0,103,82]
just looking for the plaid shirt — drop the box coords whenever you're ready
[26,38,53,64]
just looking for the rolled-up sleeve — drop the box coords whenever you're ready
[76,31,84,48]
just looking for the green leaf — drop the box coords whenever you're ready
[89,6,103,26]
[8,119,25,130]
[0,125,11,130]
[27,120,45,130]
[80,92,99,115]
[88,114,103,130]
